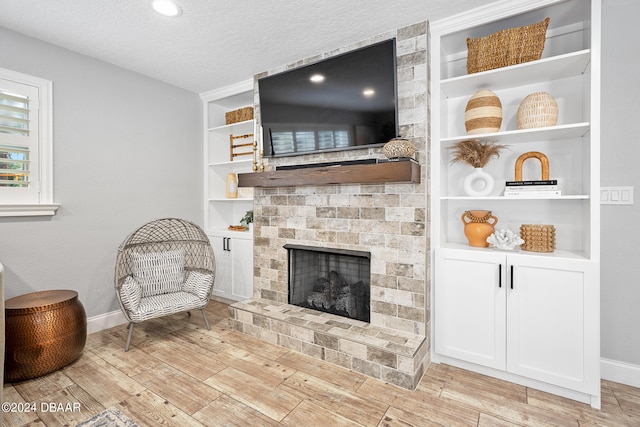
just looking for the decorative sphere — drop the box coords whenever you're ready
[464,89,502,135]
[382,137,416,159]
[516,92,558,129]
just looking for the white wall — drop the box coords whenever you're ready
[600,0,640,368]
[0,27,203,318]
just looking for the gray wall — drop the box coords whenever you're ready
[601,0,640,366]
[0,27,203,318]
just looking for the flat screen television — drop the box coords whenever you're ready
[258,39,398,158]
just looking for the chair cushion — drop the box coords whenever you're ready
[128,291,205,323]
[119,276,142,313]
[182,271,214,300]
[130,249,185,297]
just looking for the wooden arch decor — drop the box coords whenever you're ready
[514,151,549,181]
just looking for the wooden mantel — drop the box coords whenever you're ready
[238,159,420,188]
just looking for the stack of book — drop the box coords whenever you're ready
[504,180,561,198]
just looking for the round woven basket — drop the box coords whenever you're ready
[516,92,558,129]
[465,89,502,135]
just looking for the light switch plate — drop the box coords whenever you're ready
[601,186,634,205]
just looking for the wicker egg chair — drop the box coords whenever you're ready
[114,218,216,351]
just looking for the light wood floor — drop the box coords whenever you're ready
[4,300,639,427]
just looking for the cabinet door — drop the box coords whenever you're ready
[435,249,506,370]
[210,235,233,298]
[229,236,253,300]
[506,255,599,394]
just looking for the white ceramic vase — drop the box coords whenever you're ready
[463,167,494,196]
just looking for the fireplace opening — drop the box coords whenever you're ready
[285,244,370,322]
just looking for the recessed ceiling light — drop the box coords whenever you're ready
[363,88,375,97]
[310,74,325,83]
[152,0,183,17]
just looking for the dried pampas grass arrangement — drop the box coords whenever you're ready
[449,139,508,168]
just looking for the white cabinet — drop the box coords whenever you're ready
[430,0,600,407]
[435,248,599,395]
[435,249,506,370]
[200,79,255,301]
[210,232,253,301]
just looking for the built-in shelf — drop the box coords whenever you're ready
[238,160,420,187]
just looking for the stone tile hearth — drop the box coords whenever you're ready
[229,299,427,390]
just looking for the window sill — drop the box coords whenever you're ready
[0,204,61,217]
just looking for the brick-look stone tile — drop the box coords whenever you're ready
[397,21,427,40]
[367,347,397,369]
[398,277,425,293]
[279,334,302,352]
[314,332,339,350]
[371,300,397,316]
[316,206,336,218]
[301,341,325,359]
[317,231,337,243]
[398,306,425,323]
[401,221,425,236]
[352,358,381,379]
[253,314,270,329]
[306,218,326,230]
[271,320,292,336]
[324,349,352,370]
[337,206,360,219]
[397,50,427,68]
[360,207,385,220]
[386,262,414,278]
[228,319,243,332]
[278,228,295,238]
[397,66,415,83]
[381,366,415,389]
[336,232,359,245]
[337,339,368,359]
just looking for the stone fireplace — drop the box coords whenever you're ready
[228,21,430,390]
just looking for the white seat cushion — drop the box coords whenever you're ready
[128,291,205,323]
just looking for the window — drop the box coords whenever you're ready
[0,68,57,216]
[269,125,351,155]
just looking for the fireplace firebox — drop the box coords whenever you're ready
[285,244,371,322]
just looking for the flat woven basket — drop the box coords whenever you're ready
[467,17,550,74]
[225,106,254,125]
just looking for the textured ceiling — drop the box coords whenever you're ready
[0,0,488,93]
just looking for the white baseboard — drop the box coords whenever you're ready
[87,310,127,335]
[601,358,640,388]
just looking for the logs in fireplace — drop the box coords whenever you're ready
[285,244,370,322]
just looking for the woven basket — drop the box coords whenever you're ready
[516,92,558,129]
[520,224,555,252]
[225,106,254,125]
[467,17,550,74]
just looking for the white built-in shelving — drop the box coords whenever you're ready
[200,79,254,301]
[430,0,601,408]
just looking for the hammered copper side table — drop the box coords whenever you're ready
[4,290,86,382]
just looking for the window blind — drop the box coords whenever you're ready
[0,90,31,187]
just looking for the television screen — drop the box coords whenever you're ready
[258,39,397,157]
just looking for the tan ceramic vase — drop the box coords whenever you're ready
[461,210,499,247]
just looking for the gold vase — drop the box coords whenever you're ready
[461,210,498,247]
